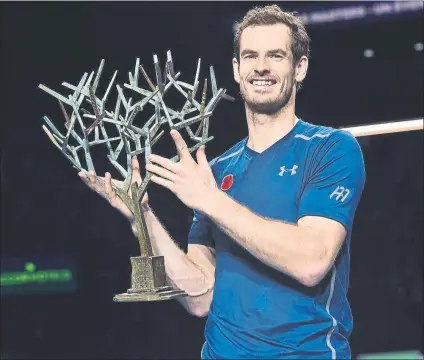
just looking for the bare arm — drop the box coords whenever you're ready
[132,206,215,317]
[203,192,345,287]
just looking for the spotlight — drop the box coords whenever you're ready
[363,49,374,58]
[414,42,423,52]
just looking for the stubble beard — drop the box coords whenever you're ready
[240,73,296,116]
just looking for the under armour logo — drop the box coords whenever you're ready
[329,186,350,202]
[278,165,298,176]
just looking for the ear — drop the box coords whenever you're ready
[232,57,240,84]
[295,56,308,83]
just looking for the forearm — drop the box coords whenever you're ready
[130,207,213,316]
[204,190,326,284]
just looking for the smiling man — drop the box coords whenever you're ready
[80,5,366,359]
[237,25,298,116]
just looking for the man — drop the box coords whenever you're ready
[80,5,366,359]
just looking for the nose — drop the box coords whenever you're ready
[254,57,270,76]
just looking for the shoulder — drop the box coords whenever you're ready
[297,121,365,182]
[297,120,362,153]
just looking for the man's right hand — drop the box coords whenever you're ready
[78,156,149,223]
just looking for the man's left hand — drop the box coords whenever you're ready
[146,130,218,213]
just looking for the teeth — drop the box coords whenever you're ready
[252,80,273,86]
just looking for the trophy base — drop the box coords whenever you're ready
[113,255,188,302]
[113,286,187,302]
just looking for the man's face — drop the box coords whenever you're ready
[233,24,306,115]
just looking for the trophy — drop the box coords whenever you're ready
[38,51,233,302]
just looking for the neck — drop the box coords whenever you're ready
[245,97,297,154]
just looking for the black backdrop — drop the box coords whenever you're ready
[1,2,422,358]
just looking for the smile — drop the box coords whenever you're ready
[248,79,277,87]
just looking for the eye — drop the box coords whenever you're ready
[270,54,283,59]
[244,54,257,59]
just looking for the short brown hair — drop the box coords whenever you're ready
[233,5,310,67]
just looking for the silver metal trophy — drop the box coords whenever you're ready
[39,51,233,302]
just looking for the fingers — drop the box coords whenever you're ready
[150,175,174,192]
[145,163,178,182]
[104,172,117,204]
[78,171,98,191]
[78,171,90,184]
[88,170,97,183]
[132,156,140,169]
[78,170,127,208]
[78,170,106,191]
[170,130,192,162]
[78,169,124,190]
[79,170,101,191]
[149,154,179,173]
[131,156,142,185]
[132,156,140,175]
[196,145,209,168]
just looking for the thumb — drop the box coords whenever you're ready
[196,145,209,168]
[131,156,142,184]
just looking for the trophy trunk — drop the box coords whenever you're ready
[113,182,187,302]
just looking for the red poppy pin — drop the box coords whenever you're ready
[221,174,234,191]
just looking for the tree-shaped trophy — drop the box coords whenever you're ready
[38,51,233,302]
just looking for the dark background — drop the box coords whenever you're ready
[0,1,422,359]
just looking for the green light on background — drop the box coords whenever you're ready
[1,269,72,285]
[1,263,73,286]
[1,257,77,295]
[25,262,36,272]
[358,351,424,359]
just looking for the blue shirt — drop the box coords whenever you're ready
[188,118,366,359]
